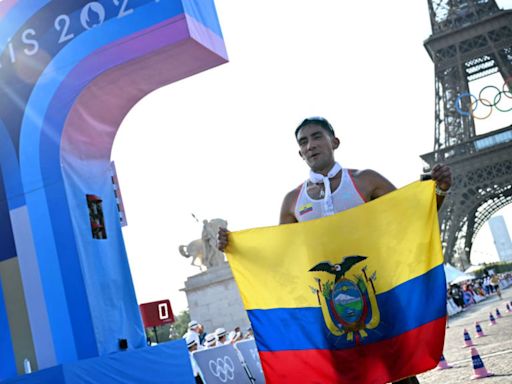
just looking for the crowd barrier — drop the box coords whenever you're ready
[447,277,512,317]
[192,339,265,384]
[500,277,512,289]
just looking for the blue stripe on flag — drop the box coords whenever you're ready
[248,264,446,351]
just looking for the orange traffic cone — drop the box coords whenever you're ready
[489,312,497,326]
[475,322,485,338]
[463,328,475,347]
[496,308,502,318]
[470,347,493,379]
[436,354,453,370]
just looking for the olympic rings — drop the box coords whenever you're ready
[470,98,492,120]
[208,356,235,382]
[455,79,512,119]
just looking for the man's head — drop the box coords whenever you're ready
[295,117,335,139]
[185,333,198,352]
[204,333,217,348]
[215,327,227,343]
[295,117,339,173]
[188,320,200,333]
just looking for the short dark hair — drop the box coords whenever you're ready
[295,117,335,139]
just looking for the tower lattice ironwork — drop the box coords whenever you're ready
[422,0,512,268]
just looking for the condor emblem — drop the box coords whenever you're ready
[309,255,380,343]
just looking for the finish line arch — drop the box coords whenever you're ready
[0,0,227,378]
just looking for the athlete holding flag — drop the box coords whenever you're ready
[218,116,452,383]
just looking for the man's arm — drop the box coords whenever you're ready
[279,188,300,225]
[355,164,452,210]
[352,169,396,201]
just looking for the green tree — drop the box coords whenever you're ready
[146,324,172,344]
[168,310,191,340]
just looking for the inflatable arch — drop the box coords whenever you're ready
[0,0,227,379]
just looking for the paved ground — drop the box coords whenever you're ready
[418,287,512,384]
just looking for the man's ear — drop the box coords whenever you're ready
[332,137,340,150]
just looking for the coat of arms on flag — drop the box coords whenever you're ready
[309,256,380,343]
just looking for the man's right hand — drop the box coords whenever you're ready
[217,227,229,252]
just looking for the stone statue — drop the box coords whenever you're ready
[179,218,228,270]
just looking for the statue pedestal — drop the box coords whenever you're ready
[182,262,250,333]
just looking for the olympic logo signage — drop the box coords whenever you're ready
[0,0,164,72]
[455,79,512,120]
[192,344,252,384]
[208,357,235,383]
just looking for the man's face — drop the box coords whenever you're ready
[297,124,339,172]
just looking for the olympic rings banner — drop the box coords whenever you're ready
[193,343,257,384]
[0,0,227,379]
[455,78,512,119]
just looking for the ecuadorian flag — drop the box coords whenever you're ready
[226,181,446,383]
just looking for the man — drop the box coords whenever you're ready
[196,323,207,345]
[214,327,228,345]
[450,283,464,309]
[218,117,452,383]
[231,326,243,342]
[244,327,254,340]
[185,334,203,383]
[183,320,202,349]
[203,333,217,348]
[490,274,502,299]
[280,117,451,224]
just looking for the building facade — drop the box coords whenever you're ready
[489,216,512,262]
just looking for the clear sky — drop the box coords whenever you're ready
[112,1,512,314]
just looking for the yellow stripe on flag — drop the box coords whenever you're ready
[226,181,443,310]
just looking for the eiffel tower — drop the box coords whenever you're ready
[421,0,512,268]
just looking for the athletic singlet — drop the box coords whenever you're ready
[294,168,366,222]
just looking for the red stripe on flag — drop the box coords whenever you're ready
[259,316,445,384]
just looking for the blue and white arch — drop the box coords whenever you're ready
[0,0,227,379]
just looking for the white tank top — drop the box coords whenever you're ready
[294,168,366,222]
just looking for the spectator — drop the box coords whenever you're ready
[183,320,202,349]
[450,284,464,309]
[231,326,243,343]
[185,334,204,384]
[204,333,217,349]
[490,274,502,299]
[215,328,228,345]
[244,327,254,339]
[197,323,207,345]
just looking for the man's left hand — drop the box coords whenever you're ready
[431,163,452,192]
